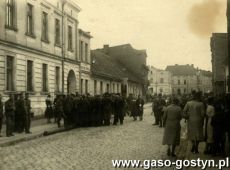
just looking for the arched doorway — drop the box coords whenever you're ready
[67,70,76,94]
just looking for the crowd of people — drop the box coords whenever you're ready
[151,91,230,157]
[0,93,32,137]
[0,92,145,137]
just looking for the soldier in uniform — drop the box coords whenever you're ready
[113,94,125,125]
[25,93,32,133]
[55,94,64,128]
[102,93,112,126]
[0,94,3,137]
[136,95,145,121]
[45,94,53,123]
[157,94,166,127]
[5,94,15,137]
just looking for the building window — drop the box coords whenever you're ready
[27,60,33,92]
[117,84,119,93]
[100,81,103,95]
[26,3,34,37]
[6,56,14,91]
[178,80,180,85]
[184,80,186,85]
[68,25,73,51]
[42,64,48,92]
[6,0,17,30]
[55,66,60,92]
[55,19,60,46]
[85,80,88,94]
[94,80,97,95]
[79,41,83,61]
[184,88,186,93]
[80,79,83,94]
[85,43,88,62]
[106,83,110,93]
[160,89,163,93]
[41,12,49,42]
[160,78,164,83]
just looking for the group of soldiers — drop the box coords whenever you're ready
[0,93,32,137]
[45,93,143,128]
[45,93,146,129]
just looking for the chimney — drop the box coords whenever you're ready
[103,44,109,54]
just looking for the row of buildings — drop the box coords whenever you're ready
[0,0,148,115]
[210,0,230,95]
[148,64,213,95]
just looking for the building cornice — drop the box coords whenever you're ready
[0,39,80,65]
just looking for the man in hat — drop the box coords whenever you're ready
[5,94,15,137]
[25,93,32,133]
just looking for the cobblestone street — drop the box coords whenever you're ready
[0,104,171,170]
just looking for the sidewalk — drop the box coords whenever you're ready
[0,118,64,147]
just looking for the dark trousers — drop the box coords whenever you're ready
[6,116,14,136]
[0,117,2,133]
[113,113,123,125]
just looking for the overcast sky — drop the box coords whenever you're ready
[75,0,227,71]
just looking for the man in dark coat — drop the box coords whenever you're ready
[55,95,64,128]
[102,93,112,126]
[16,93,27,133]
[5,94,15,137]
[25,93,32,133]
[63,94,73,127]
[113,94,125,125]
[136,95,144,121]
[157,94,166,127]
[0,94,3,137]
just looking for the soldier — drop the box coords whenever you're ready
[45,94,53,123]
[102,93,112,126]
[25,93,32,133]
[157,94,166,127]
[63,94,73,127]
[113,94,125,125]
[5,94,15,137]
[136,95,144,121]
[55,94,64,128]
[0,94,3,137]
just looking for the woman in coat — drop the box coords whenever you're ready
[183,91,205,154]
[204,97,215,154]
[162,97,182,157]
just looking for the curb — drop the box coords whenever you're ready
[0,127,67,147]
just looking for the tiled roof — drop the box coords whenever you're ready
[166,64,197,76]
[91,50,141,83]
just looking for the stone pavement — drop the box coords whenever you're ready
[0,104,178,170]
[0,118,63,147]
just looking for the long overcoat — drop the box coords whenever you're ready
[183,100,205,141]
[162,104,182,146]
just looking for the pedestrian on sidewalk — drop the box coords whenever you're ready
[183,91,205,154]
[136,95,144,121]
[113,94,125,125]
[162,97,182,157]
[204,97,215,155]
[5,94,15,137]
[211,99,226,157]
[0,94,3,137]
[25,93,32,133]
[45,94,53,123]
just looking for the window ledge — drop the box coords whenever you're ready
[25,32,36,39]
[55,43,62,48]
[41,38,50,44]
[40,92,50,95]
[4,90,17,95]
[5,25,18,32]
[26,91,35,95]
[68,48,74,53]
